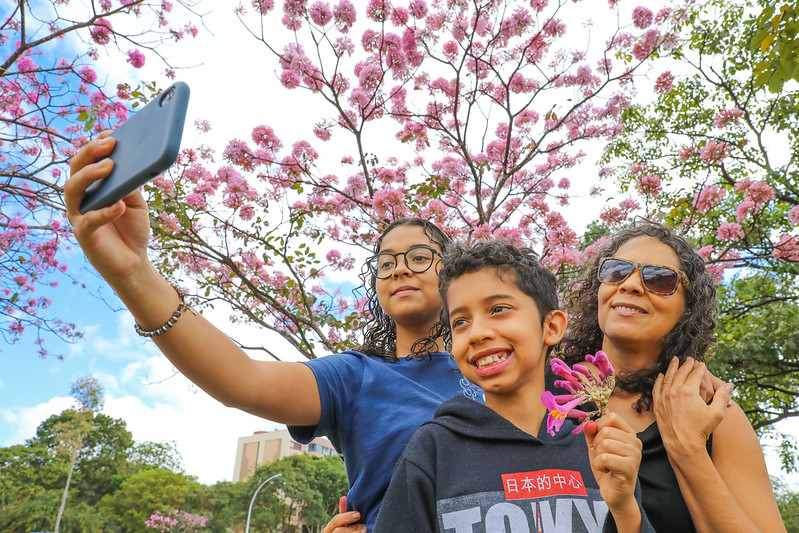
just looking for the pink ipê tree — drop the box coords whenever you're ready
[1,0,200,357]
[143,0,690,359]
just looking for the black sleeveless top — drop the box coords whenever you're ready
[637,421,713,532]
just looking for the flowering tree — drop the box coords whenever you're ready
[146,0,688,360]
[601,0,799,465]
[1,0,200,357]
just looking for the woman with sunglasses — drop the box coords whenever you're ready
[65,135,481,532]
[559,222,785,532]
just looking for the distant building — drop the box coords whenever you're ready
[232,428,337,482]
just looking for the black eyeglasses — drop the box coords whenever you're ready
[368,245,441,279]
[597,257,691,295]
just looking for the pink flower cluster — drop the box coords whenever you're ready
[145,509,207,532]
[693,185,726,214]
[637,173,662,197]
[654,71,674,95]
[712,107,744,128]
[541,351,615,436]
[699,141,729,165]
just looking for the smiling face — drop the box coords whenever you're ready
[597,236,687,366]
[374,224,444,331]
[447,268,566,398]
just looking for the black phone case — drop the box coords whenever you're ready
[79,81,190,213]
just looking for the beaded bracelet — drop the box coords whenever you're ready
[134,284,196,338]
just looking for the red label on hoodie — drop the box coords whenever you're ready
[502,469,587,499]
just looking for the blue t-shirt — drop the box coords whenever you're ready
[289,350,482,531]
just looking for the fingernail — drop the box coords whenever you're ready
[671,356,678,363]
[352,512,360,520]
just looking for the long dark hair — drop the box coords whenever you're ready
[559,221,717,412]
[357,218,450,361]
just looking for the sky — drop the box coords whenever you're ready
[1,0,798,489]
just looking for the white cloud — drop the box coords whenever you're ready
[1,397,75,446]
[105,379,283,485]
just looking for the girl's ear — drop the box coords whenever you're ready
[543,310,567,346]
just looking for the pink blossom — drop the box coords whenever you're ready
[530,0,549,11]
[252,125,282,151]
[678,144,695,161]
[309,1,333,25]
[541,392,586,436]
[735,200,756,222]
[390,7,409,26]
[716,222,744,241]
[558,178,570,189]
[744,181,775,206]
[185,193,207,210]
[583,236,613,259]
[409,0,427,18]
[90,18,113,45]
[632,29,660,60]
[253,0,275,15]
[637,173,662,197]
[14,275,29,286]
[281,70,301,88]
[443,40,459,61]
[600,206,627,226]
[78,66,97,84]
[654,71,674,95]
[699,141,730,165]
[712,107,744,128]
[366,0,387,22]
[333,0,356,31]
[773,235,799,262]
[619,198,641,212]
[313,123,332,141]
[632,6,654,29]
[126,49,146,68]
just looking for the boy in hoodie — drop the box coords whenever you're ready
[375,241,650,533]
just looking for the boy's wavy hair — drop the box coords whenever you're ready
[437,240,560,351]
[356,218,450,362]
[559,221,717,412]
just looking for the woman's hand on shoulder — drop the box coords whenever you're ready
[65,132,152,281]
[323,497,366,533]
[653,357,734,455]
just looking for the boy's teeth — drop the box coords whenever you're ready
[476,353,508,368]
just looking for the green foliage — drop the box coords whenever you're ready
[248,454,348,531]
[71,375,105,412]
[100,468,202,533]
[129,440,185,473]
[773,476,799,530]
[750,2,799,92]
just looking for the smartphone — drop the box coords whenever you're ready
[79,81,190,213]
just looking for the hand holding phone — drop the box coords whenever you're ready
[79,81,190,213]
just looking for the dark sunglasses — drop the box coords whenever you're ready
[597,257,691,295]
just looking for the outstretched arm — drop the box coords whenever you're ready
[65,134,322,426]
[653,357,786,533]
[584,413,645,533]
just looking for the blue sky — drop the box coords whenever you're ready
[2,0,797,489]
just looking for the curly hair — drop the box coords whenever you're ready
[357,218,450,361]
[437,240,560,351]
[559,221,717,412]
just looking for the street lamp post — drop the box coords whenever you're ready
[245,473,283,533]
